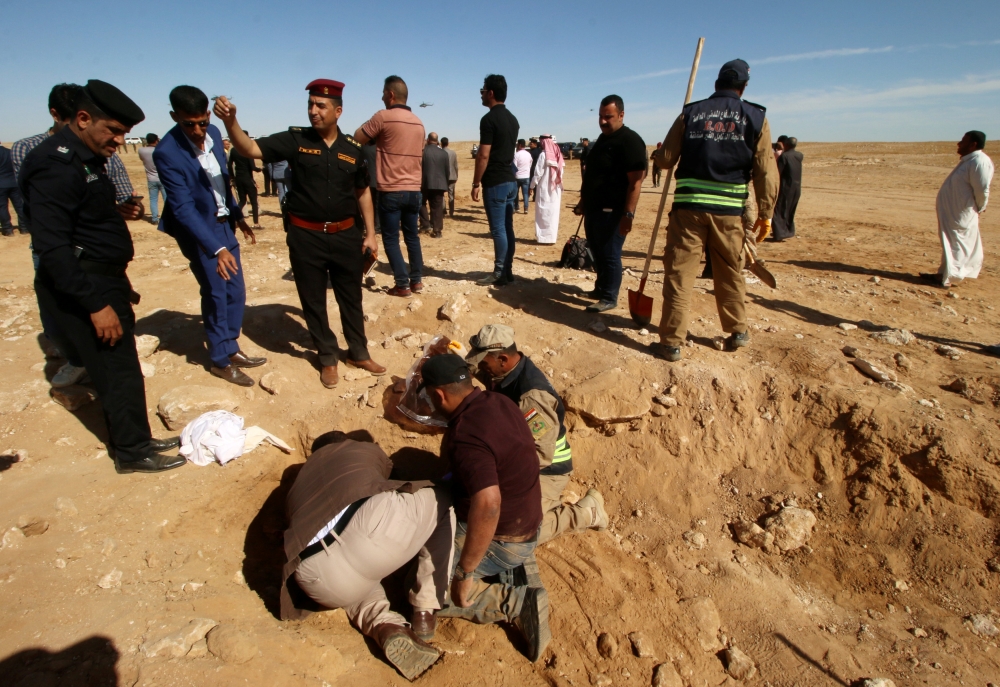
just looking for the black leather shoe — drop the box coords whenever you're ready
[476,272,503,286]
[211,365,255,387]
[230,351,267,368]
[115,451,186,474]
[586,300,617,313]
[149,436,180,452]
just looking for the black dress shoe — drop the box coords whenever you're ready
[230,351,267,368]
[115,451,186,474]
[211,365,255,387]
[149,436,180,452]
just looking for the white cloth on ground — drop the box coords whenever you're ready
[179,410,293,466]
[530,150,563,244]
[936,149,994,285]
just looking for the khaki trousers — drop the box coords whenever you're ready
[538,473,592,544]
[295,487,455,637]
[659,208,747,347]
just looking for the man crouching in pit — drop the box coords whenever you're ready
[280,430,454,681]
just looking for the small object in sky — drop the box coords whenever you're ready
[419,102,433,108]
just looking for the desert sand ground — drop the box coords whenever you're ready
[0,138,998,687]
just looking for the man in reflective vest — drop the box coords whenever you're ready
[652,59,779,362]
[465,324,609,543]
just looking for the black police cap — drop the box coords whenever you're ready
[83,79,145,127]
[718,59,750,83]
[419,354,470,389]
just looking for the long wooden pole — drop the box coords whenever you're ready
[636,37,704,292]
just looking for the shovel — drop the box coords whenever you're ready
[629,37,705,327]
[743,238,777,288]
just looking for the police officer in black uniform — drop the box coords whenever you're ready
[20,80,185,474]
[214,80,385,389]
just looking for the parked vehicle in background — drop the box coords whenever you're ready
[471,144,479,158]
[125,137,143,147]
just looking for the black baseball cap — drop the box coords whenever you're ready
[718,59,750,83]
[418,354,470,390]
[83,79,145,127]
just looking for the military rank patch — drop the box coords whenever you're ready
[298,147,321,155]
[337,153,356,164]
[345,135,361,148]
[524,408,551,439]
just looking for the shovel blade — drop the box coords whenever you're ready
[628,288,653,327]
[749,260,777,289]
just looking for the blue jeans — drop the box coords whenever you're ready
[482,181,517,276]
[513,178,530,213]
[378,190,423,288]
[147,180,166,223]
[585,209,627,303]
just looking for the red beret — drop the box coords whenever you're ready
[306,79,344,98]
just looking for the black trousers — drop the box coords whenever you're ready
[419,190,445,234]
[286,225,370,367]
[262,166,273,196]
[34,270,152,462]
[235,176,259,224]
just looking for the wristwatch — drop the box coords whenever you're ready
[472,183,481,189]
[624,211,635,219]
[453,564,476,581]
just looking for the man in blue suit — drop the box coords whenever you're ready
[154,85,266,386]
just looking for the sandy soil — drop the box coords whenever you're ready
[1,138,999,687]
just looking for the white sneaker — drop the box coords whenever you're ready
[51,363,89,388]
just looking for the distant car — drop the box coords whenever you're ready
[125,137,143,146]
[570,143,586,159]
[558,142,575,159]
[471,144,479,158]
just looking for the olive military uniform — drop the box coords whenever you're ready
[256,126,373,366]
[21,126,154,462]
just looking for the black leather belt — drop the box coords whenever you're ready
[78,259,128,278]
[298,497,369,561]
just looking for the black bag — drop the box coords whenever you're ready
[558,216,594,270]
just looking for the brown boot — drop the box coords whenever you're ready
[345,357,386,376]
[372,623,440,681]
[320,365,339,388]
[411,610,437,641]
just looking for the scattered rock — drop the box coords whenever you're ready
[140,361,156,378]
[936,344,962,358]
[590,673,612,687]
[134,334,160,358]
[987,557,1000,573]
[401,334,422,348]
[851,358,897,383]
[910,627,928,638]
[946,378,969,394]
[1,527,26,549]
[207,625,258,664]
[733,520,773,549]
[763,507,817,552]
[651,405,667,417]
[381,337,396,349]
[680,597,722,652]
[564,369,651,424]
[881,381,913,394]
[869,329,913,345]
[628,632,655,658]
[17,515,49,537]
[869,276,881,284]
[142,618,218,659]
[101,538,116,556]
[259,371,285,395]
[964,614,999,637]
[683,530,707,550]
[407,298,423,312]
[722,646,756,680]
[588,319,608,334]
[838,323,858,331]
[653,395,678,407]
[652,663,683,687]
[851,680,897,687]
[841,346,859,357]
[639,328,649,336]
[437,295,470,322]
[597,632,618,658]
[97,568,122,589]
[0,448,28,465]
[50,385,98,411]
[187,638,208,659]
[894,579,910,592]
[391,328,413,340]
[343,369,371,382]
[55,497,78,517]
[363,312,379,323]
[157,385,239,430]
[893,352,910,370]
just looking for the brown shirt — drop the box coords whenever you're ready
[359,105,425,192]
[280,440,432,620]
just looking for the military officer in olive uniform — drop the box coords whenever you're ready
[214,80,385,389]
[20,80,185,474]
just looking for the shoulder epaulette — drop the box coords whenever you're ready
[288,126,304,133]
[344,135,362,148]
[48,145,74,163]
[743,100,767,114]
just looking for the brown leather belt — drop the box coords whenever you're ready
[288,213,355,234]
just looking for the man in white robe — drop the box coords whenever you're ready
[923,131,994,288]
[529,135,564,244]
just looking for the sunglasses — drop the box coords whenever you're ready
[180,119,211,129]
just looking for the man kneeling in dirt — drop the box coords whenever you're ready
[422,354,552,663]
[280,430,454,681]
[466,323,609,543]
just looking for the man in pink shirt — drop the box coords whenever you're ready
[355,76,426,298]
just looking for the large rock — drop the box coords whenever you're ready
[437,294,470,322]
[50,386,97,412]
[564,369,650,424]
[764,507,817,552]
[733,520,773,549]
[157,385,239,430]
[964,613,999,637]
[206,625,257,664]
[134,334,160,358]
[722,646,756,680]
[680,597,721,652]
[850,358,896,383]
[142,618,218,659]
[652,663,684,687]
[868,329,913,346]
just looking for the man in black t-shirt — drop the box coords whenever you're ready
[575,95,647,312]
[227,131,261,227]
[471,74,520,286]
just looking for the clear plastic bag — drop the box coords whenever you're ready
[396,335,467,427]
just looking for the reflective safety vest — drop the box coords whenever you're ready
[492,356,573,475]
[674,91,766,217]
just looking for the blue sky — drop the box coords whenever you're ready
[2,0,998,145]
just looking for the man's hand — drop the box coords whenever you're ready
[471,185,481,202]
[236,220,256,245]
[362,233,379,260]
[117,199,144,221]
[212,96,237,126]
[618,214,634,237]
[450,577,474,608]
[573,203,583,216]
[217,248,239,280]
[753,217,771,243]
[91,305,123,345]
